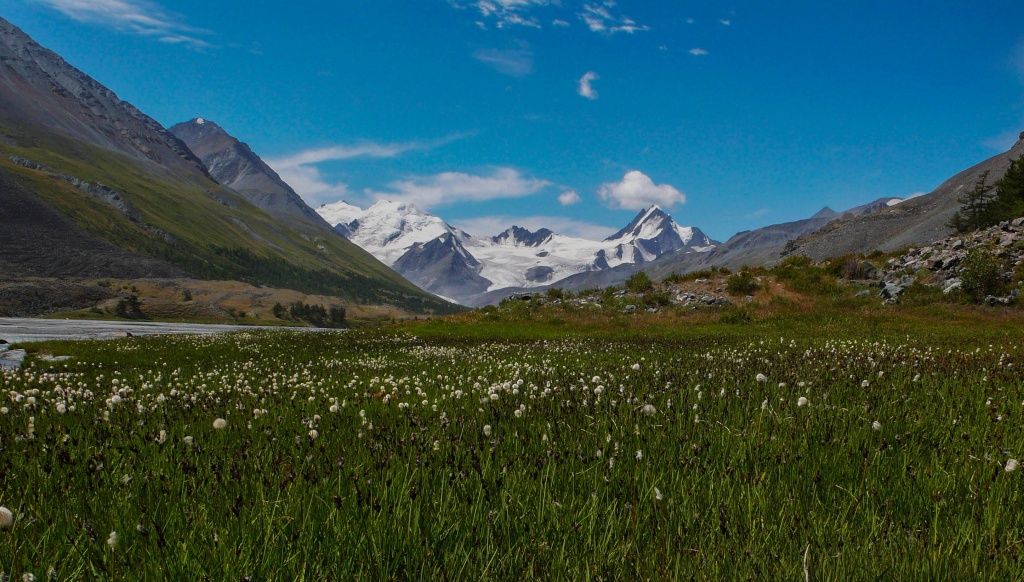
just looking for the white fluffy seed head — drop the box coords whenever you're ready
[756,373,767,383]
[872,421,883,431]
[213,418,227,430]
[797,397,808,407]
[1007,459,1019,473]
[642,404,657,416]
[0,506,14,529]
[483,425,492,437]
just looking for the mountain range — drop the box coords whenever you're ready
[317,200,717,304]
[0,16,454,315]
[1,13,1022,315]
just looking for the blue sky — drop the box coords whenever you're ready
[3,0,1024,241]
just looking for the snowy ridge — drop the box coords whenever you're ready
[317,201,716,304]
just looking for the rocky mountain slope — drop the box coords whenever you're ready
[169,118,332,231]
[783,134,1024,260]
[0,16,453,315]
[317,200,717,304]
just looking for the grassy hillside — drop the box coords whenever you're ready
[0,125,458,314]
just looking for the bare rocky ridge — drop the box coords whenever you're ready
[0,17,209,178]
[169,118,332,231]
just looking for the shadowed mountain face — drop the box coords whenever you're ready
[169,119,332,231]
[0,18,207,178]
[0,15,455,314]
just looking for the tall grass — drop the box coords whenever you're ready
[1,326,1022,579]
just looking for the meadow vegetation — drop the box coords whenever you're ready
[2,294,1024,578]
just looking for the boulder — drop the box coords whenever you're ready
[879,283,905,299]
[943,279,962,294]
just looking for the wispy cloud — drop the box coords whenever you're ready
[451,215,617,240]
[266,134,470,206]
[451,0,551,29]
[578,71,599,100]
[719,19,731,26]
[579,3,649,34]
[598,170,686,210]
[30,0,213,50]
[473,47,534,77]
[367,168,551,209]
[981,130,1023,152]
[689,48,709,56]
[558,190,582,206]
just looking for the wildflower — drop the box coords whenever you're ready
[156,430,167,444]
[635,450,643,461]
[797,397,808,407]
[22,574,34,582]
[872,421,882,431]
[654,487,663,501]
[107,531,118,550]
[761,399,769,410]
[596,449,603,459]
[0,407,7,415]
[329,404,339,413]
[213,418,227,430]
[0,506,13,530]
[56,403,66,415]
[433,440,440,451]
[861,380,870,388]
[183,436,193,445]
[642,404,657,416]
[756,373,767,383]
[631,363,640,371]
[1007,459,1019,473]
[514,409,522,418]
[483,425,492,437]
[308,430,318,440]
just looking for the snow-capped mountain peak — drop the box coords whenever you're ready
[492,226,555,248]
[315,200,716,305]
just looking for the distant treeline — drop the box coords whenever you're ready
[273,301,347,328]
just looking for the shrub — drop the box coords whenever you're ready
[625,272,654,293]
[726,268,760,296]
[959,249,1006,302]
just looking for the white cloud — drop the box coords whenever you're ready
[552,19,570,27]
[598,171,686,210]
[719,19,731,26]
[266,135,470,206]
[30,0,212,49]
[473,48,534,77]
[367,168,551,209]
[451,215,617,240]
[578,71,599,100]
[558,190,582,206]
[272,164,352,207]
[689,48,709,56]
[579,3,649,34]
